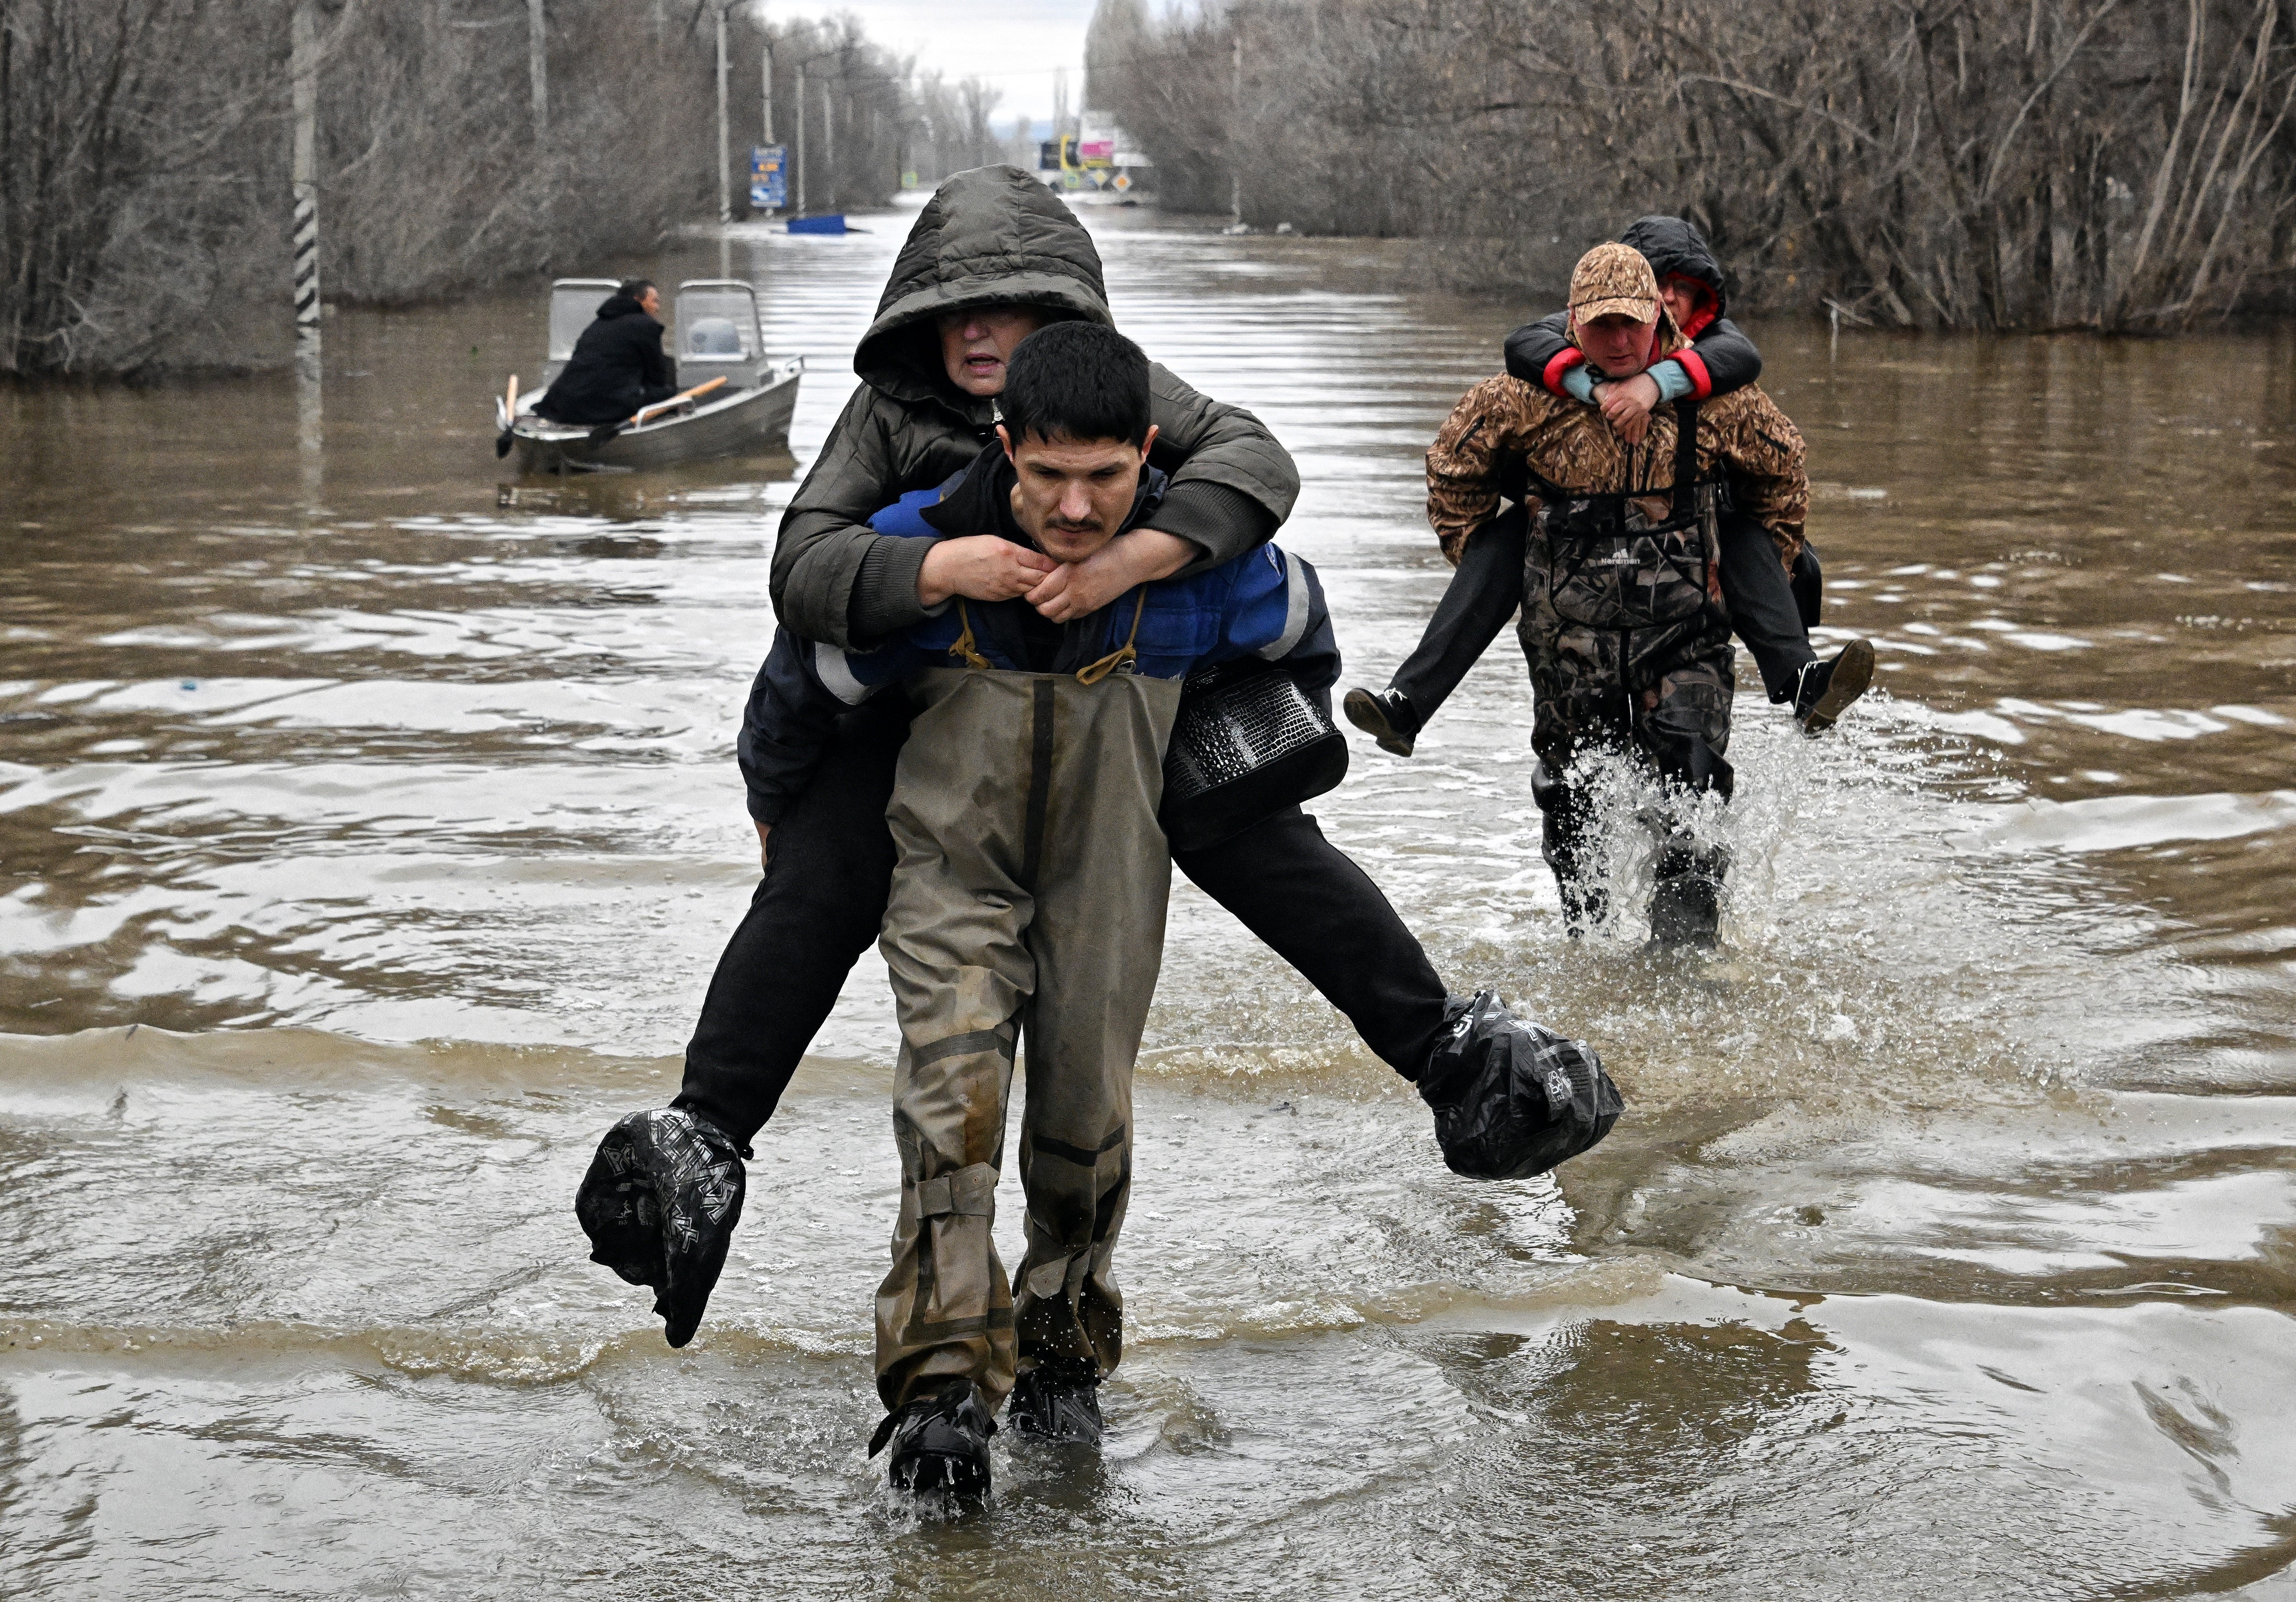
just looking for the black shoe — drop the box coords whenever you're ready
[1006,1366,1104,1445]
[1793,640,1875,734]
[1344,686,1419,757]
[870,1379,996,1497]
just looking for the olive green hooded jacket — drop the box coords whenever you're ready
[770,165,1301,648]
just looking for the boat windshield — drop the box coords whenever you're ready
[548,280,621,363]
[675,282,762,363]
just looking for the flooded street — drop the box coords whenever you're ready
[5,208,2296,1598]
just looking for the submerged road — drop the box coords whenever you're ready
[4,208,2296,1598]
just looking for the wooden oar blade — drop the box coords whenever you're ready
[496,376,520,459]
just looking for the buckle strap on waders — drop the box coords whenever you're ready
[914,1163,998,1219]
[1075,589,1149,685]
[947,600,993,670]
[1670,398,1700,522]
[1652,398,1732,637]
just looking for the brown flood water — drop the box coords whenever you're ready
[3,207,2296,1599]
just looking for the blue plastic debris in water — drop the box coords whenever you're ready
[788,214,846,236]
[181,679,198,691]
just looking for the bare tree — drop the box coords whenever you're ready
[746,14,909,211]
[0,0,279,374]
[1108,0,2296,328]
[959,76,1004,171]
[0,0,932,376]
[908,68,1010,184]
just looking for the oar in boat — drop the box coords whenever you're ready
[496,381,523,461]
[587,377,729,444]
[494,376,520,459]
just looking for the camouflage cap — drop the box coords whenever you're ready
[1568,242,1660,324]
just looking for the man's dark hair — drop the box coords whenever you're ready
[1000,322,1151,447]
[617,277,656,301]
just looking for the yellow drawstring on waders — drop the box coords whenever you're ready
[946,600,992,670]
[1076,589,1149,685]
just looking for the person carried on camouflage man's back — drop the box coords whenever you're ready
[1345,216,1872,758]
[1420,242,1813,947]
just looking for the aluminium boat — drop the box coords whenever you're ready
[497,278,802,475]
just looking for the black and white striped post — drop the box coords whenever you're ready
[288,0,324,489]
[290,0,321,406]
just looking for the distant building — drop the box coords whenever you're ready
[1037,110,1154,204]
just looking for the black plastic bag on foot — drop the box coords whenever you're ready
[574,1108,746,1347]
[1418,990,1622,1179]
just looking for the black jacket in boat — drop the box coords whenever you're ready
[770,164,1300,649]
[535,294,678,425]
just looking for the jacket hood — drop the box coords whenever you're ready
[595,293,653,321]
[854,166,1113,417]
[1617,215,1727,331]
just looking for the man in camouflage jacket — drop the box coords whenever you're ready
[1423,243,1810,946]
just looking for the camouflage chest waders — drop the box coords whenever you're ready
[873,648,1181,1414]
[1518,401,1737,941]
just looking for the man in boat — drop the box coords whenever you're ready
[573,166,1611,1378]
[531,278,678,425]
[1418,242,1812,947]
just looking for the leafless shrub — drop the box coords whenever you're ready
[0,0,280,374]
[0,1,923,376]
[320,6,712,305]
[1106,0,2296,328]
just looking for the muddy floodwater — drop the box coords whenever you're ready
[4,208,2296,1599]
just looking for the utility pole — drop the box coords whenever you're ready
[762,40,774,144]
[291,0,321,391]
[795,62,807,215]
[823,72,836,210]
[527,0,547,138]
[714,1,731,224]
[1229,14,1243,228]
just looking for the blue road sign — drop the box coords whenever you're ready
[750,145,787,211]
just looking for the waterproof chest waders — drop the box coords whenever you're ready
[1518,402,1737,942]
[873,644,1181,1414]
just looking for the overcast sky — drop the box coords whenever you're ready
[818,0,1095,123]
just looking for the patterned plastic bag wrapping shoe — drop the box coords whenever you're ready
[1417,990,1623,1180]
[574,1108,747,1347]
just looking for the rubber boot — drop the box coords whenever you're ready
[1006,1363,1104,1445]
[1648,839,1728,949]
[871,1378,997,1498]
[1534,761,1606,934]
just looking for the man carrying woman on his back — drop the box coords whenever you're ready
[1345,215,1874,760]
[1354,225,1850,949]
[573,168,1618,1492]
